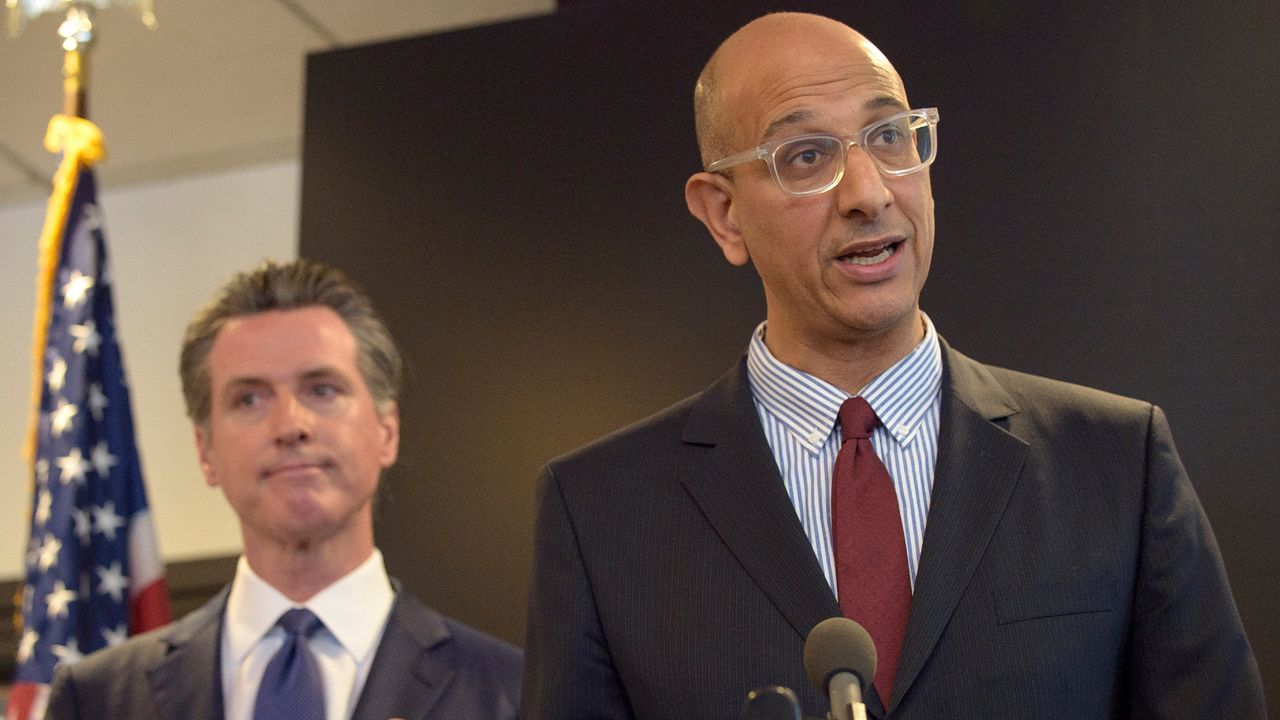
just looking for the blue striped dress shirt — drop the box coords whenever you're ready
[745,315,942,592]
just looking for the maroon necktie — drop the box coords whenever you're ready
[832,397,911,704]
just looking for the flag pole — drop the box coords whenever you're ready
[62,37,86,119]
[15,6,104,659]
[24,5,104,469]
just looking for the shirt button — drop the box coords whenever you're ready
[895,424,910,436]
[807,431,824,445]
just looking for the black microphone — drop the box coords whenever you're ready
[741,685,802,720]
[803,617,877,720]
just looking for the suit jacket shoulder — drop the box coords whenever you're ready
[944,340,1153,420]
[355,589,522,720]
[547,379,709,473]
[543,358,763,493]
[46,587,225,720]
[907,341,1265,719]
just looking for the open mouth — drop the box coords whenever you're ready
[838,240,901,266]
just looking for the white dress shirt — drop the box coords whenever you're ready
[220,549,397,720]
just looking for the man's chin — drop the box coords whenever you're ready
[828,297,921,340]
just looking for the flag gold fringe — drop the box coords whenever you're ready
[24,113,105,466]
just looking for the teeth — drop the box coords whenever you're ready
[842,245,893,265]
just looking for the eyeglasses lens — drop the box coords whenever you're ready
[773,136,844,194]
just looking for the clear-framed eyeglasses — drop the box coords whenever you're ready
[704,107,939,197]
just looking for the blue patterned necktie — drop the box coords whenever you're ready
[254,608,326,720]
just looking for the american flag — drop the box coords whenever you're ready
[7,116,171,720]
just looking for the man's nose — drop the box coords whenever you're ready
[271,394,312,446]
[833,144,893,220]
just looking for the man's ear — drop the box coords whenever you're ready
[686,172,751,266]
[194,425,219,488]
[377,402,400,469]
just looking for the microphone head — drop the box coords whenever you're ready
[803,617,877,694]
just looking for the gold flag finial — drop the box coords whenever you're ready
[6,0,156,40]
[6,0,157,117]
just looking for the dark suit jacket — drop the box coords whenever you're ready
[523,342,1264,719]
[47,585,522,720]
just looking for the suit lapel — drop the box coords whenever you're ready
[146,587,227,720]
[887,344,1028,711]
[350,591,455,720]
[679,359,842,641]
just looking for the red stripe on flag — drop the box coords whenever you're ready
[5,681,46,720]
[129,576,172,634]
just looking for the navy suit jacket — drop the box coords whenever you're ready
[47,584,521,720]
[522,341,1264,719]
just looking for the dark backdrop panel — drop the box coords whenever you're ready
[300,1,1278,710]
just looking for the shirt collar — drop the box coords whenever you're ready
[224,548,395,667]
[746,314,943,452]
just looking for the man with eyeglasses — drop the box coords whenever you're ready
[523,11,1263,720]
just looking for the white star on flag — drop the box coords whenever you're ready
[88,382,108,420]
[47,354,68,394]
[34,490,53,526]
[92,501,125,540]
[51,637,84,666]
[70,319,102,356]
[91,441,118,478]
[17,629,39,663]
[95,562,129,602]
[45,580,77,619]
[73,509,92,543]
[36,458,49,486]
[61,269,95,309]
[24,536,40,570]
[102,625,127,647]
[50,399,78,438]
[37,535,62,572]
[57,447,91,485]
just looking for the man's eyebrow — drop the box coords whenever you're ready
[223,376,268,390]
[864,95,908,113]
[220,366,345,391]
[759,96,908,143]
[299,366,352,386]
[761,110,817,143]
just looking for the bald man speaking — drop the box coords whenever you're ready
[522,12,1263,720]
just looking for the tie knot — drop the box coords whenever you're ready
[838,397,879,442]
[277,608,324,639]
